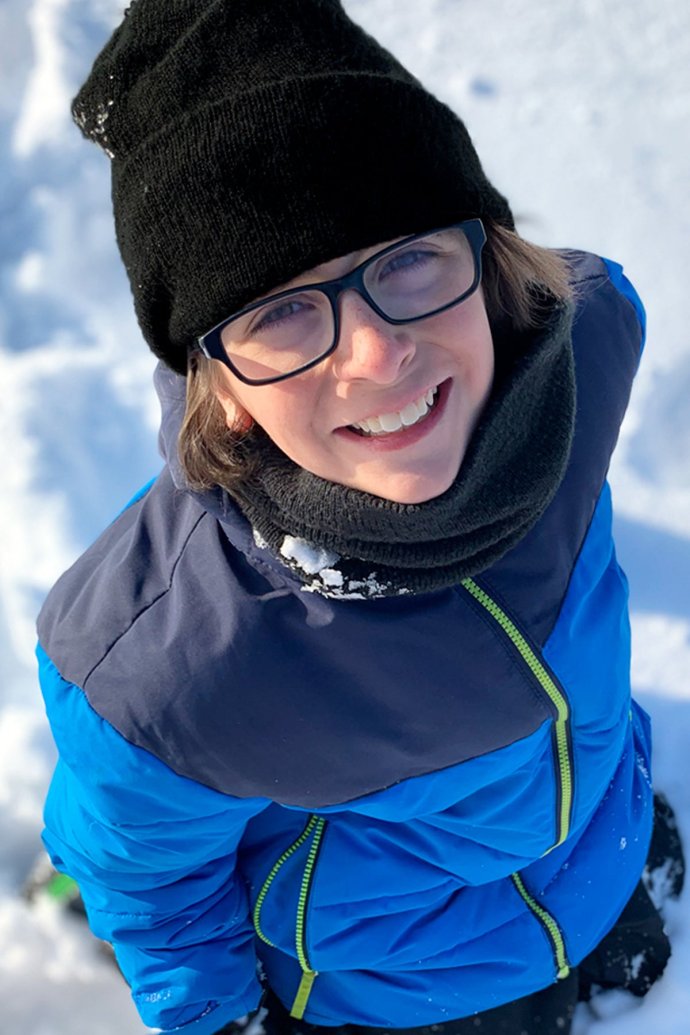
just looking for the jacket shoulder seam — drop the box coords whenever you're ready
[82,509,207,687]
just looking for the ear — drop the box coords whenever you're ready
[215,387,254,435]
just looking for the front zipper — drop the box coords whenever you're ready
[512,873,570,979]
[253,814,327,1020]
[461,576,574,850]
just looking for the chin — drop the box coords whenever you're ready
[364,469,458,505]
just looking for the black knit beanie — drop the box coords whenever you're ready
[73,0,514,374]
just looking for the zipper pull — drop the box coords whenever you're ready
[290,969,318,1019]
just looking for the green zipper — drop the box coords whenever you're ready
[253,815,318,946]
[252,814,327,1020]
[461,576,574,848]
[290,817,326,1018]
[512,873,570,979]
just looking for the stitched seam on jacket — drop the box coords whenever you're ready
[86,907,156,918]
[82,511,207,687]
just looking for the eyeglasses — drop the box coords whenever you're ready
[196,218,487,386]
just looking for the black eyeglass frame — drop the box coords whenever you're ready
[196,217,487,386]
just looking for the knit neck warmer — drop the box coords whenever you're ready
[229,299,576,599]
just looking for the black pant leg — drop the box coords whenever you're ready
[578,878,671,1001]
[425,971,579,1035]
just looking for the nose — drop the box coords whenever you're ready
[331,290,416,384]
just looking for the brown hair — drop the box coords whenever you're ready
[482,221,573,328]
[178,222,574,492]
[178,352,259,492]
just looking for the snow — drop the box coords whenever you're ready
[316,568,345,590]
[279,536,401,598]
[279,535,341,576]
[0,0,688,1031]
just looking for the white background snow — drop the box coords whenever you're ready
[1,0,688,1032]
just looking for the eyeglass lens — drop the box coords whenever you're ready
[220,225,477,381]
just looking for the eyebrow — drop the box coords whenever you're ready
[265,256,353,295]
[297,261,325,280]
[287,240,396,286]
[261,235,407,300]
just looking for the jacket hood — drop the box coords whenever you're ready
[155,361,192,490]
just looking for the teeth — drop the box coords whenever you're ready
[379,411,404,432]
[351,387,438,436]
[399,401,422,427]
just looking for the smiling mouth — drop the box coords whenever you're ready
[348,386,441,436]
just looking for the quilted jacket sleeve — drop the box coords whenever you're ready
[38,645,270,1035]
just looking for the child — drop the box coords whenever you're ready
[36,2,683,1033]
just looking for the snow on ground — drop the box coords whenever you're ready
[0,1,688,1032]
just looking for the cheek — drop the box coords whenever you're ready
[476,319,495,387]
[440,299,495,384]
[223,378,322,449]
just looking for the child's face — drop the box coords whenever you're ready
[214,243,495,504]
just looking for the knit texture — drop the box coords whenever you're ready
[72,0,513,373]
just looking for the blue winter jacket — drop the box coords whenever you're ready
[37,251,651,1034]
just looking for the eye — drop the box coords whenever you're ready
[378,247,439,280]
[251,298,312,334]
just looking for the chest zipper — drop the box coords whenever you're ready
[253,814,327,1020]
[461,576,573,980]
[461,576,574,848]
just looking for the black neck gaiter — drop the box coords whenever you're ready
[229,299,576,598]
